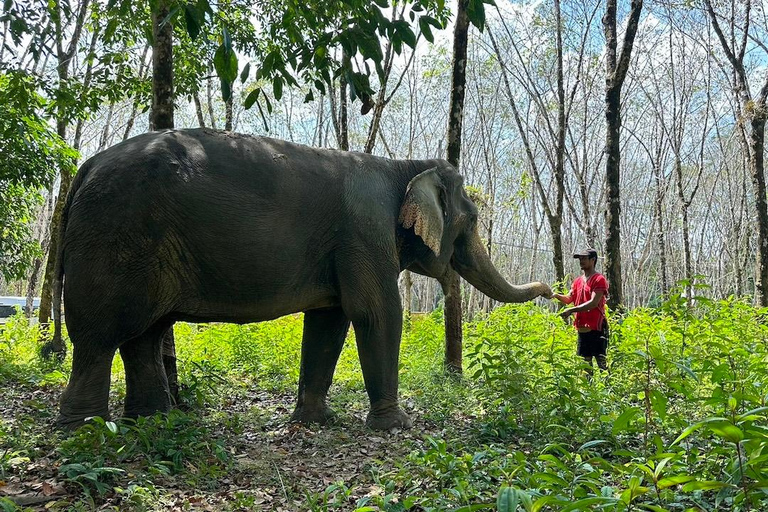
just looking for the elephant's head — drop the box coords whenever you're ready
[399,164,552,302]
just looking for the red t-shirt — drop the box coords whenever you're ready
[570,273,608,331]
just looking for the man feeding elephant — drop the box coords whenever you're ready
[53,128,552,431]
[552,248,610,375]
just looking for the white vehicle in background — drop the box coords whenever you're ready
[0,296,41,325]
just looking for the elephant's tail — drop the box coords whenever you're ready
[52,159,93,348]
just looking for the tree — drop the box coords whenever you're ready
[36,0,92,357]
[704,0,768,306]
[442,0,491,373]
[0,71,76,283]
[603,0,643,311]
[442,0,471,374]
[150,0,174,130]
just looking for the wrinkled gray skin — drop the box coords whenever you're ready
[56,129,551,430]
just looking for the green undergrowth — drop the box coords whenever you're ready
[1,285,768,510]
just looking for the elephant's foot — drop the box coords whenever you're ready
[56,409,110,431]
[123,403,171,420]
[123,389,172,419]
[366,401,412,430]
[290,405,337,425]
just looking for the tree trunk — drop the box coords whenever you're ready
[150,0,174,131]
[338,58,350,151]
[653,160,668,296]
[553,0,566,283]
[604,86,623,310]
[25,256,44,318]
[225,88,233,131]
[443,0,470,374]
[403,269,413,331]
[206,76,217,129]
[749,115,768,305]
[602,0,643,311]
[441,271,463,373]
[38,0,92,355]
[150,0,178,403]
[193,93,206,128]
[675,157,694,300]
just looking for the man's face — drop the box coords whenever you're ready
[578,255,595,271]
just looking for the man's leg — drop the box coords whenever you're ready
[595,354,608,371]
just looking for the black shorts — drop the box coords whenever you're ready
[577,326,609,357]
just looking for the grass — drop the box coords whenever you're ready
[1,286,768,511]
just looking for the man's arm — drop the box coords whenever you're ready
[552,292,573,305]
[560,290,605,319]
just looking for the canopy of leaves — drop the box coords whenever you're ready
[0,71,77,281]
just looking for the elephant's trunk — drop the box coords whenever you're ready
[453,230,551,303]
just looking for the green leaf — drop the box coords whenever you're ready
[466,0,487,31]
[612,407,641,435]
[559,497,618,511]
[221,79,231,102]
[737,406,768,422]
[222,25,231,53]
[243,88,260,109]
[273,77,283,101]
[532,496,559,512]
[682,480,734,492]
[419,17,434,43]
[639,505,669,512]
[240,62,250,84]
[651,389,668,419]
[708,421,744,443]
[184,4,200,41]
[451,505,493,512]
[213,44,238,84]
[671,420,707,446]
[578,439,608,451]
[657,475,695,489]
[496,487,518,512]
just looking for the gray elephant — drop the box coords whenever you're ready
[54,129,551,430]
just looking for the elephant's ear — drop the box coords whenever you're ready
[398,168,445,256]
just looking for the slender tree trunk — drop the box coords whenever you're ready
[652,160,668,296]
[150,0,178,402]
[150,0,174,130]
[206,77,217,129]
[194,93,206,128]
[553,0,567,283]
[338,55,350,151]
[38,0,92,356]
[403,270,413,330]
[674,157,694,299]
[602,0,643,311]
[225,88,233,131]
[25,256,44,317]
[98,103,114,152]
[749,115,768,305]
[442,0,470,374]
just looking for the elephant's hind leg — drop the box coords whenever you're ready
[58,338,116,430]
[120,321,173,419]
[291,307,350,425]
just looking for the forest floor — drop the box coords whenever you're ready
[3,299,768,511]
[1,371,476,511]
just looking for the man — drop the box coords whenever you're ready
[553,248,609,372]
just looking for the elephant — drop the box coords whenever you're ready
[54,128,551,431]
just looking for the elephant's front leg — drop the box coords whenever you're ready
[291,307,350,425]
[346,284,412,430]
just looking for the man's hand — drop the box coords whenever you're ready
[559,308,573,320]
